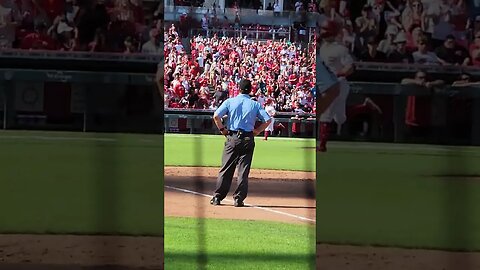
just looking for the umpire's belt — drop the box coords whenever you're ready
[228,130,253,138]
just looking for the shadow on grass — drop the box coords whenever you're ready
[164,252,315,263]
[165,178,316,199]
[93,137,122,263]
[428,174,480,180]
[444,146,472,269]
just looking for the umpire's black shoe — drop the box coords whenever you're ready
[234,198,244,207]
[210,197,221,206]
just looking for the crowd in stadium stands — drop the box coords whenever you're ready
[318,0,472,66]
[0,0,162,54]
[164,0,474,110]
[178,0,474,66]
[164,24,316,112]
[327,0,468,65]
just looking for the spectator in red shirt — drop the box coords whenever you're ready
[405,24,423,53]
[307,0,318,12]
[401,71,444,127]
[174,83,186,98]
[288,72,298,85]
[20,22,57,50]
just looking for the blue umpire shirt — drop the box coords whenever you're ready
[214,94,270,132]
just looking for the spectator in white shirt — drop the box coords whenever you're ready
[378,24,398,55]
[201,13,209,37]
[174,41,184,52]
[0,2,14,49]
[412,36,440,65]
[141,29,160,54]
[273,0,281,16]
[295,0,304,12]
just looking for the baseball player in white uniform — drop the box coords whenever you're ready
[317,20,354,152]
[264,99,276,140]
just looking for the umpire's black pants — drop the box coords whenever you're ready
[214,133,255,202]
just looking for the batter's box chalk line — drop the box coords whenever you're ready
[165,185,315,223]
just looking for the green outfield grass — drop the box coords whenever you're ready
[164,134,315,171]
[0,130,163,236]
[164,217,315,270]
[317,142,480,251]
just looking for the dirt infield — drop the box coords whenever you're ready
[166,166,480,270]
[165,166,315,181]
[164,166,316,225]
[0,235,163,269]
[317,243,480,270]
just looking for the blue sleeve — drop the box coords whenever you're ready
[256,104,271,123]
[316,55,338,94]
[214,99,229,117]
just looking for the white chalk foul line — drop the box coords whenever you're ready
[165,185,315,223]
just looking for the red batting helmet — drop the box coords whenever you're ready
[319,19,339,39]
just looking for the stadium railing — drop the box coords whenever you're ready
[164,108,315,137]
[348,62,480,84]
[0,50,161,62]
[0,49,160,73]
[164,6,320,27]
[354,62,480,76]
[188,28,292,41]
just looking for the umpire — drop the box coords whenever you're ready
[210,79,272,207]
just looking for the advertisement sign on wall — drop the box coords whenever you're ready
[14,82,44,112]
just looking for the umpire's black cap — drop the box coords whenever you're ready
[239,79,252,94]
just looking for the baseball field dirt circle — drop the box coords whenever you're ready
[0,234,163,269]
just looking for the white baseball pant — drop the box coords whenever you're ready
[265,117,275,132]
[319,78,350,125]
